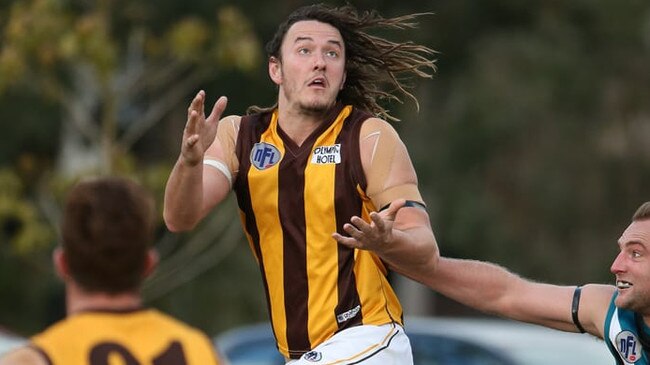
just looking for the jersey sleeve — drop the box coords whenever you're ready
[360,118,424,210]
[204,115,241,181]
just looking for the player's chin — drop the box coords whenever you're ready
[614,294,634,310]
[300,98,336,113]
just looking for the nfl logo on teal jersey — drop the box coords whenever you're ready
[616,331,642,363]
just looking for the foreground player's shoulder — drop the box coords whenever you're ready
[0,346,48,365]
[155,314,221,364]
[141,311,221,360]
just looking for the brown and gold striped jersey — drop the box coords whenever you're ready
[30,308,221,365]
[233,104,404,359]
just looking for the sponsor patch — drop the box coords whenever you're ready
[616,330,642,363]
[250,142,281,170]
[303,351,322,362]
[311,144,341,165]
[336,305,361,324]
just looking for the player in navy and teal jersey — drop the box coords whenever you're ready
[604,292,650,364]
[417,201,650,364]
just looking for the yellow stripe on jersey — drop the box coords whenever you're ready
[304,106,351,346]
[247,109,289,353]
[355,194,403,325]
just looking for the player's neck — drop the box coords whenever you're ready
[277,111,322,147]
[276,102,336,147]
[643,314,650,329]
[66,283,143,315]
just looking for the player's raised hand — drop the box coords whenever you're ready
[181,90,228,166]
[332,199,407,254]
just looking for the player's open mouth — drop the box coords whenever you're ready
[617,280,633,289]
[308,77,327,88]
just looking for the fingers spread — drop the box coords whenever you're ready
[185,134,199,148]
[208,96,228,123]
[343,222,362,238]
[369,212,386,232]
[349,216,369,232]
[188,90,205,116]
[185,110,200,136]
[385,199,406,219]
[332,232,358,248]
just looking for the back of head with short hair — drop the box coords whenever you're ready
[61,176,155,294]
[632,202,650,221]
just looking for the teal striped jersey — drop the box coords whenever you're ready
[605,293,650,364]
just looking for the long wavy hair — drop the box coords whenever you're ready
[248,3,437,121]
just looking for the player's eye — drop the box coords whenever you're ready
[325,50,339,58]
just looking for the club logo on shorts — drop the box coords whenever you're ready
[311,144,341,165]
[303,351,322,362]
[616,330,642,363]
[250,142,281,170]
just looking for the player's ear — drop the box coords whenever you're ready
[143,249,159,278]
[53,247,71,280]
[269,56,283,85]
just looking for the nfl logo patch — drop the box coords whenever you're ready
[616,330,642,363]
[250,142,281,170]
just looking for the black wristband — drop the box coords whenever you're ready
[572,286,586,333]
[379,200,426,212]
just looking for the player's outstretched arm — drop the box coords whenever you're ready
[421,257,614,338]
[333,118,439,277]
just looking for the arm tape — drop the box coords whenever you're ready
[572,286,587,333]
[203,158,233,186]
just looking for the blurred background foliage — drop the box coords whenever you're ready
[0,0,649,337]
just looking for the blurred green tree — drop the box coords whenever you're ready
[0,0,262,334]
[1,0,649,334]
[402,0,650,291]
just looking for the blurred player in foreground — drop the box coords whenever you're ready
[0,176,222,365]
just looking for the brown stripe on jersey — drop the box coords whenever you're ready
[276,104,351,357]
[277,147,311,355]
[347,110,369,192]
[334,109,371,331]
[234,114,274,328]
